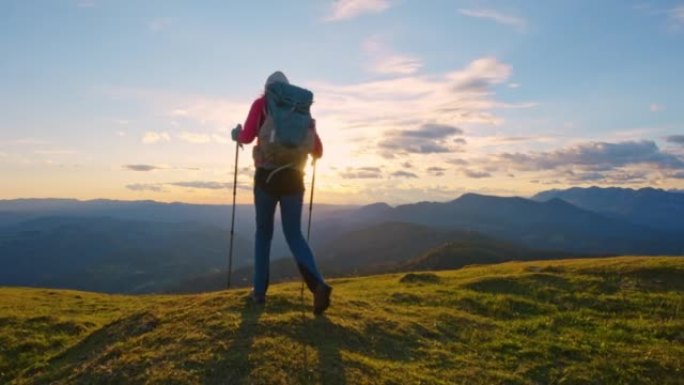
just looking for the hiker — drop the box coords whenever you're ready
[231,71,332,315]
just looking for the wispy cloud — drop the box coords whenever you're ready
[666,135,684,146]
[170,181,231,190]
[0,138,49,146]
[427,167,447,176]
[498,140,684,171]
[378,124,463,157]
[458,8,527,31]
[33,149,76,155]
[325,0,391,22]
[477,139,684,186]
[104,86,248,129]
[312,57,520,158]
[123,164,163,172]
[363,36,422,75]
[650,103,665,112]
[670,5,684,25]
[339,167,383,179]
[462,169,492,179]
[391,170,418,178]
[142,131,170,144]
[126,183,166,193]
[177,132,211,144]
[447,158,469,166]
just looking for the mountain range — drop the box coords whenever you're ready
[1,186,682,294]
[533,186,684,232]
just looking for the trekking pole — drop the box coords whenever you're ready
[227,125,241,289]
[306,159,317,242]
[300,158,317,380]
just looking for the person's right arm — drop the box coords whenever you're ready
[237,97,266,144]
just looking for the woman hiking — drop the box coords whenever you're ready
[231,71,332,315]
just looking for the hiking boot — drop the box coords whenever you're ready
[250,291,266,305]
[313,284,332,315]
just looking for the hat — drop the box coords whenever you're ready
[265,71,289,88]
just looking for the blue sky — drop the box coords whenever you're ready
[1,0,683,204]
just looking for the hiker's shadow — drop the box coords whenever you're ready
[205,296,265,384]
[309,315,347,385]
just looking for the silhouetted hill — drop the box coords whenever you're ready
[400,238,579,272]
[170,222,581,293]
[533,186,684,232]
[0,216,252,293]
[0,199,356,293]
[379,193,684,254]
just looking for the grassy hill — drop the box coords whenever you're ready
[398,238,577,272]
[1,256,683,384]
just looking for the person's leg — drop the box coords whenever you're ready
[253,186,277,298]
[279,192,327,291]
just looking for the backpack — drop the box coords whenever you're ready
[253,82,315,171]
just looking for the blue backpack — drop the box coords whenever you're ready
[265,82,314,146]
[254,82,315,170]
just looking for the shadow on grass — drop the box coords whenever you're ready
[311,315,347,385]
[23,311,160,383]
[204,296,265,384]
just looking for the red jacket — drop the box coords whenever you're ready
[237,96,323,167]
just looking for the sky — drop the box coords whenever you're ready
[1,0,683,205]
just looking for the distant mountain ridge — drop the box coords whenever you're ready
[171,221,583,293]
[533,186,684,232]
[3,190,684,294]
[373,193,683,254]
[0,216,252,293]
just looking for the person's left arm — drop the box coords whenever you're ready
[311,119,323,159]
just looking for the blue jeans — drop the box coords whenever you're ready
[253,186,326,296]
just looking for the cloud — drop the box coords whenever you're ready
[363,36,422,75]
[458,8,527,30]
[378,124,463,156]
[103,87,248,130]
[33,150,75,155]
[650,103,665,112]
[312,57,518,141]
[499,140,684,171]
[0,138,49,146]
[391,171,418,178]
[401,161,413,169]
[170,181,231,190]
[142,131,170,144]
[462,169,492,178]
[670,5,684,25]
[126,183,166,193]
[666,135,684,145]
[449,58,512,91]
[325,0,391,21]
[447,158,469,166]
[427,167,446,176]
[396,124,463,139]
[123,164,162,172]
[177,132,212,144]
[339,167,383,179]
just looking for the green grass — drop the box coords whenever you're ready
[1,256,683,384]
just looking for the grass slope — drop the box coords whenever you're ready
[1,256,683,384]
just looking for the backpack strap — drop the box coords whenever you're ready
[266,163,294,184]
